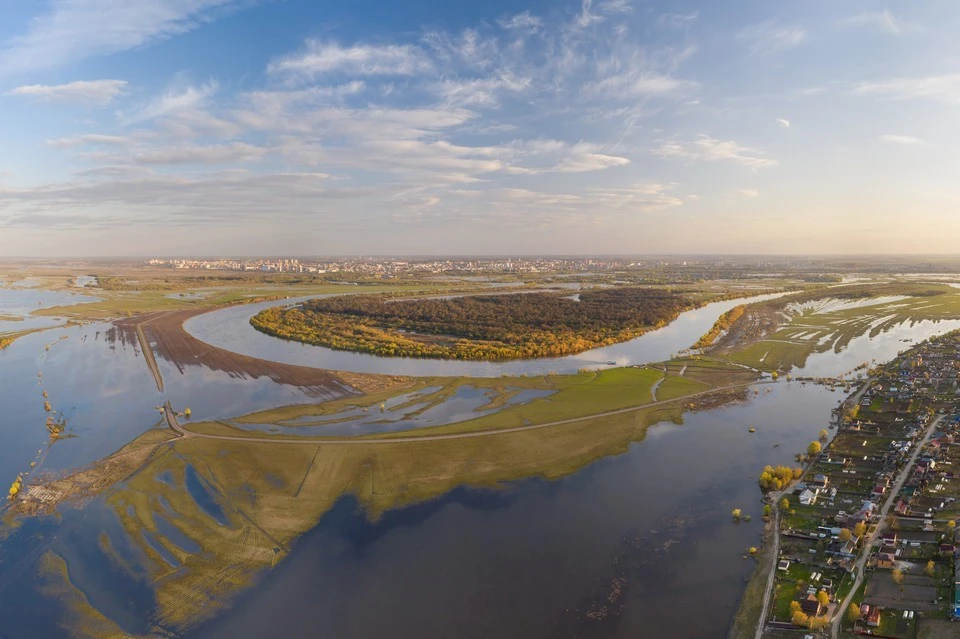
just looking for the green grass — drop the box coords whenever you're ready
[191,362,757,440]
[772,578,800,621]
[724,340,814,372]
[30,284,432,321]
[782,504,828,531]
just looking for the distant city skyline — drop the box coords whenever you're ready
[2,1,960,256]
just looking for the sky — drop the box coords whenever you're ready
[1,0,960,257]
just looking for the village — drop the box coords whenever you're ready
[759,333,960,639]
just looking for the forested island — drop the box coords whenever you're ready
[250,288,703,360]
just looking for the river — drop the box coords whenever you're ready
[3,289,960,637]
[183,293,788,377]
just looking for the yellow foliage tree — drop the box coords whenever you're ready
[791,610,809,627]
[808,616,830,631]
[847,602,862,624]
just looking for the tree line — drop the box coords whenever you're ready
[693,304,745,349]
[250,287,699,361]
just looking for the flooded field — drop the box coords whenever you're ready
[0,284,99,333]
[189,383,841,639]
[227,385,556,436]
[4,288,960,638]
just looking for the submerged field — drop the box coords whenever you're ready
[9,273,960,637]
[19,381,740,634]
[709,282,960,372]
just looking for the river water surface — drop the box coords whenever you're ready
[2,289,960,638]
[184,293,788,376]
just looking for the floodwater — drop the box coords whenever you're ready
[799,317,960,378]
[189,383,842,639]
[0,319,362,484]
[184,293,789,377]
[0,285,99,333]
[231,385,555,436]
[4,291,960,637]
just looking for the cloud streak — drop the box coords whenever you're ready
[879,134,929,146]
[0,0,247,74]
[269,41,433,77]
[654,136,778,169]
[7,80,128,105]
[842,10,921,35]
[737,21,806,56]
[853,74,960,103]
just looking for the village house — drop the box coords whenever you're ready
[811,474,829,488]
[800,593,822,617]
[875,552,896,569]
[799,487,819,506]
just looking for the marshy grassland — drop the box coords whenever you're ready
[704,282,960,371]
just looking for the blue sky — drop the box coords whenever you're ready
[1,0,959,256]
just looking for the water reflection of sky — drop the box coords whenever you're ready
[188,383,842,639]
[184,293,789,377]
[0,285,100,333]
[233,385,555,436]
[2,292,960,637]
[799,318,960,378]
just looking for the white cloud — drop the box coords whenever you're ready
[47,134,130,148]
[575,0,632,29]
[269,40,432,77]
[132,142,266,165]
[853,74,960,103]
[655,136,778,169]
[446,182,682,221]
[498,11,543,34]
[0,171,345,226]
[124,81,219,124]
[0,0,245,74]
[588,183,682,210]
[506,139,630,174]
[5,1,707,251]
[841,10,921,35]
[432,75,530,107]
[787,86,828,99]
[737,21,806,56]
[7,80,127,105]
[738,189,759,197]
[879,134,929,147]
[776,118,791,128]
[659,12,699,28]
[585,71,697,100]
